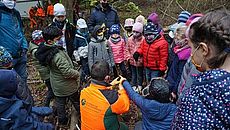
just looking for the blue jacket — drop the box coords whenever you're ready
[88,5,119,33]
[0,3,28,58]
[123,81,177,130]
[166,54,187,93]
[74,30,90,50]
[0,69,34,104]
[0,69,53,130]
[172,69,230,129]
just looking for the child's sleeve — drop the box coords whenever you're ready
[108,43,115,67]
[125,39,130,61]
[88,43,94,71]
[159,41,169,71]
[54,52,80,79]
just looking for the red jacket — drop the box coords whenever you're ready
[137,36,168,71]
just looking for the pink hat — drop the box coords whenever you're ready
[135,15,145,25]
[147,12,160,25]
[185,17,202,38]
[124,18,134,27]
[132,22,143,33]
[186,13,203,26]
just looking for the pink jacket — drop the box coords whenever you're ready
[108,37,126,64]
[126,36,144,67]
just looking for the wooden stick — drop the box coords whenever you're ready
[159,9,177,21]
[162,0,174,19]
[176,0,185,11]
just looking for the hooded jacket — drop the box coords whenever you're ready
[137,36,168,71]
[0,69,53,130]
[88,38,115,71]
[123,81,177,130]
[0,3,28,58]
[88,4,119,33]
[172,69,230,129]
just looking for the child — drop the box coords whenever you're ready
[73,18,90,84]
[166,25,191,98]
[35,26,80,127]
[135,15,146,25]
[108,24,127,78]
[88,24,115,73]
[0,71,54,130]
[123,18,134,43]
[126,22,145,88]
[116,76,176,130]
[172,9,230,129]
[29,30,54,107]
[80,61,130,130]
[0,46,33,104]
[133,22,168,82]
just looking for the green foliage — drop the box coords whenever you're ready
[113,1,141,13]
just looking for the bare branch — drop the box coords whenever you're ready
[162,0,174,19]
[176,0,185,11]
[159,9,177,21]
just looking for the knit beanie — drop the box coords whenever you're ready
[178,11,191,24]
[54,3,66,16]
[144,22,159,35]
[147,12,160,25]
[132,22,143,33]
[186,13,204,26]
[124,18,134,27]
[32,30,43,40]
[0,46,13,68]
[110,24,120,35]
[135,15,146,25]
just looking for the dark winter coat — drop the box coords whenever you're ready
[88,4,119,33]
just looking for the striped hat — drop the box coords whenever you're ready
[178,11,191,24]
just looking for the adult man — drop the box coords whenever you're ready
[0,0,28,84]
[80,60,130,130]
[88,0,119,38]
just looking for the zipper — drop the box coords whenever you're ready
[146,44,151,67]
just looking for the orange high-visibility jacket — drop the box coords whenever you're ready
[47,5,54,16]
[80,81,130,130]
[36,7,45,17]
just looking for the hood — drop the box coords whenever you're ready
[145,101,176,120]
[0,69,18,98]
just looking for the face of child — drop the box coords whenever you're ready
[111,34,120,39]
[47,36,62,46]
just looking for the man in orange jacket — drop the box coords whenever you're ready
[47,1,54,18]
[36,5,45,28]
[80,60,130,130]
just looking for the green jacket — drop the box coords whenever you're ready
[50,49,80,97]
[28,42,50,80]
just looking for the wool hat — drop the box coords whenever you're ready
[124,18,134,27]
[132,22,143,33]
[54,3,66,16]
[110,24,120,35]
[185,16,202,38]
[0,46,13,68]
[178,11,191,24]
[147,12,160,25]
[144,22,159,35]
[32,30,43,40]
[186,13,204,26]
[135,15,146,25]
[77,18,87,29]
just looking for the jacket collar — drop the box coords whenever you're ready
[91,79,112,89]
[95,4,112,12]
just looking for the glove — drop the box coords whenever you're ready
[133,52,140,61]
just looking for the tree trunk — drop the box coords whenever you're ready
[61,0,75,23]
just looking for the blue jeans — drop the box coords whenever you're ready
[130,65,143,86]
[145,68,160,83]
[13,54,28,84]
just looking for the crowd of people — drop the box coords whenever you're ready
[0,0,230,129]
